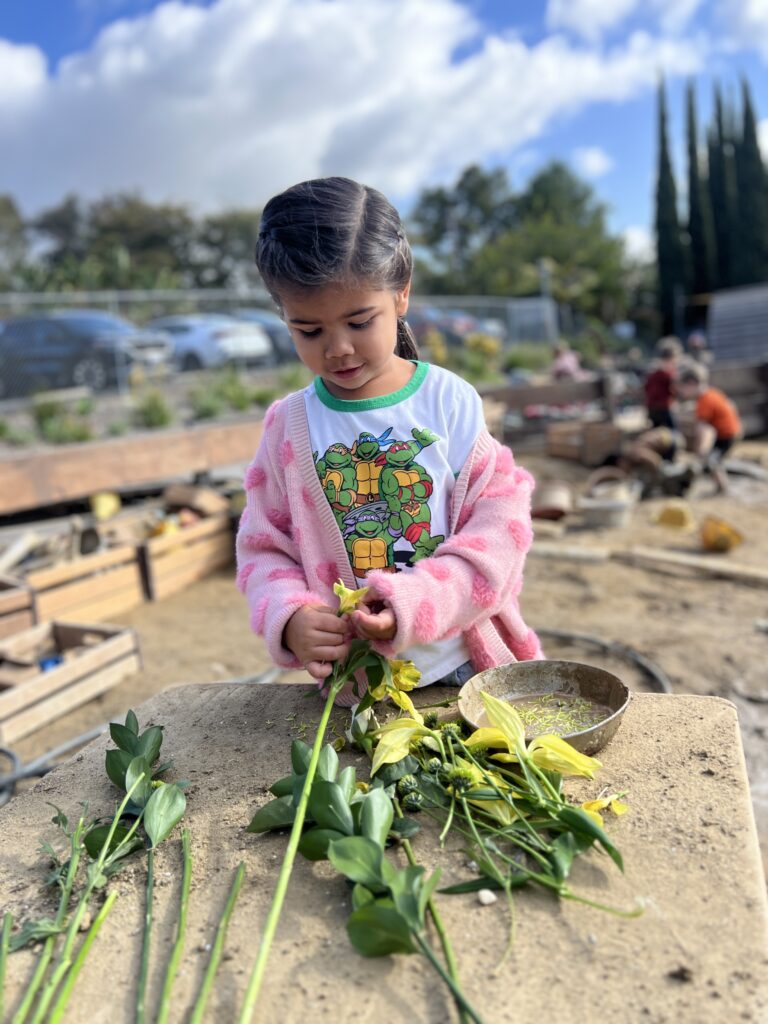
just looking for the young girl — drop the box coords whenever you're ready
[235,177,542,704]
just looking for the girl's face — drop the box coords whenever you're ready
[279,281,411,400]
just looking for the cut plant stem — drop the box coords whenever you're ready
[238,676,343,1023]
[136,847,155,1024]
[1,911,13,1022]
[156,829,193,1024]
[413,933,486,1024]
[190,862,245,1024]
[47,891,118,1024]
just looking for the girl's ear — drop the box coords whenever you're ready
[395,280,411,316]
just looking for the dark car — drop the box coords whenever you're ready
[0,311,173,397]
[230,308,297,363]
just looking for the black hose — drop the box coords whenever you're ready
[534,626,673,694]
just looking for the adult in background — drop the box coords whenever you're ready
[550,341,583,380]
[643,336,682,430]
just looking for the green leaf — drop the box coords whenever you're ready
[125,709,139,734]
[375,755,419,788]
[417,868,443,921]
[351,883,375,911]
[247,795,296,834]
[387,864,425,930]
[105,749,133,791]
[152,761,173,779]
[9,919,65,952]
[144,784,186,848]
[388,817,420,841]
[290,740,312,775]
[136,725,164,764]
[269,775,296,798]
[109,723,140,755]
[548,832,577,883]
[337,765,357,803]
[327,835,384,889]
[308,781,354,836]
[298,827,344,861]
[316,744,339,782]
[48,805,68,830]
[557,806,624,872]
[360,788,394,849]
[439,877,505,895]
[125,757,152,809]
[416,776,450,808]
[347,903,416,957]
[84,824,144,861]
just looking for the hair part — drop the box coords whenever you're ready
[256,176,419,360]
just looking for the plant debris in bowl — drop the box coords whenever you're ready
[457,659,631,755]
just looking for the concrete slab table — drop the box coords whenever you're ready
[1,685,766,1023]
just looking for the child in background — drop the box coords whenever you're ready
[643,336,682,431]
[235,177,542,705]
[676,362,742,494]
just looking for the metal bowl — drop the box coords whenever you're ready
[457,660,631,756]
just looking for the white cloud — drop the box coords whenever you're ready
[547,0,702,41]
[623,225,654,262]
[572,145,614,178]
[0,0,708,216]
[718,0,768,60]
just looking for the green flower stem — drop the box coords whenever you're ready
[238,677,343,1023]
[47,890,118,1024]
[136,847,155,1024]
[1,911,13,1022]
[413,933,486,1024]
[438,793,456,847]
[29,780,145,1024]
[561,889,643,918]
[189,862,245,1024]
[526,758,564,804]
[156,829,192,1024]
[13,814,87,1024]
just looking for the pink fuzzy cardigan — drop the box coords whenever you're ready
[235,390,543,675]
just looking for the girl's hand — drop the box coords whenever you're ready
[284,604,351,680]
[351,590,397,642]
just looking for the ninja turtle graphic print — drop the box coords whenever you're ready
[304,362,484,582]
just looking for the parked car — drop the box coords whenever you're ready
[0,310,173,397]
[146,314,273,371]
[230,308,296,363]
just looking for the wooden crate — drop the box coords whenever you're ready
[24,544,145,624]
[0,575,34,640]
[546,421,622,467]
[141,513,235,602]
[0,621,141,744]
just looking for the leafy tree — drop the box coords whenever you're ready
[655,79,686,333]
[685,81,716,295]
[733,79,768,285]
[191,209,262,288]
[0,195,28,289]
[707,84,739,290]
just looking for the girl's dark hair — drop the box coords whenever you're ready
[255,177,419,360]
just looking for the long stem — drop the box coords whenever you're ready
[238,678,343,1023]
[156,830,192,1024]
[136,847,155,1024]
[190,863,245,1024]
[413,934,486,1024]
[1,912,13,1022]
[13,815,87,1024]
[47,891,118,1024]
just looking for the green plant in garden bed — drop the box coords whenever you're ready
[133,388,173,429]
[188,384,225,420]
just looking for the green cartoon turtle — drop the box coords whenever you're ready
[341,502,402,577]
[314,443,357,525]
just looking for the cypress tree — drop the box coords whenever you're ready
[734,79,768,285]
[655,79,685,333]
[686,81,717,295]
[707,84,738,289]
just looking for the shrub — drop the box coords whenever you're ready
[214,369,252,411]
[40,415,93,444]
[502,343,551,373]
[189,386,224,421]
[134,389,173,429]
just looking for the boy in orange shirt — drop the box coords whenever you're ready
[676,363,742,494]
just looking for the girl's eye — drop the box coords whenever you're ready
[297,327,321,338]
[350,318,374,330]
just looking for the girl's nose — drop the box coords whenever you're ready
[325,330,355,359]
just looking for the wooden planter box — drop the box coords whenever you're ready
[24,545,145,624]
[141,513,235,602]
[0,621,141,744]
[0,575,34,640]
[546,421,622,467]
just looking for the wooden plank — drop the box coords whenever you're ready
[25,545,138,590]
[0,610,35,640]
[0,579,31,616]
[0,631,137,720]
[0,653,141,744]
[0,418,263,517]
[151,548,234,601]
[46,586,145,625]
[151,534,233,575]
[33,563,141,619]
[614,546,768,586]
[481,376,606,410]
[0,622,52,659]
[146,514,231,556]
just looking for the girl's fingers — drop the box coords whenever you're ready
[305,660,333,680]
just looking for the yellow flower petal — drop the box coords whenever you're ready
[390,660,421,691]
[333,580,370,614]
[369,682,387,701]
[490,752,520,763]
[579,806,605,828]
[371,729,416,775]
[469,798,516,827]
[581,798,610,813]
[387,687,424,724]
[610,799,629,816]
[479,691,526,752]
[465,727,509,750]
[528,735,602,779]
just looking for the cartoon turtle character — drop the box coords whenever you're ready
[380,428,444,563]
[341,502,402,577]
[314,443,357,525]
[350,428,393,504]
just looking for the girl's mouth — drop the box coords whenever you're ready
[332,365,363,379]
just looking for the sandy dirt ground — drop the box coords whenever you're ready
[11,442,768,878]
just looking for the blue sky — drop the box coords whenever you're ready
[1,0,767,260]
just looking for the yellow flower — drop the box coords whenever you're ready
[333,579,370,614]
[465,727,509,750]
[371,721,426,775]
[528,735,602,779]
[479,691,526,752]
[369,681,388,701]
[390,660,420,691]
[387,687,424,724]
[581,794,629,821]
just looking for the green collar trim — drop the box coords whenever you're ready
[313,361,428,411]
